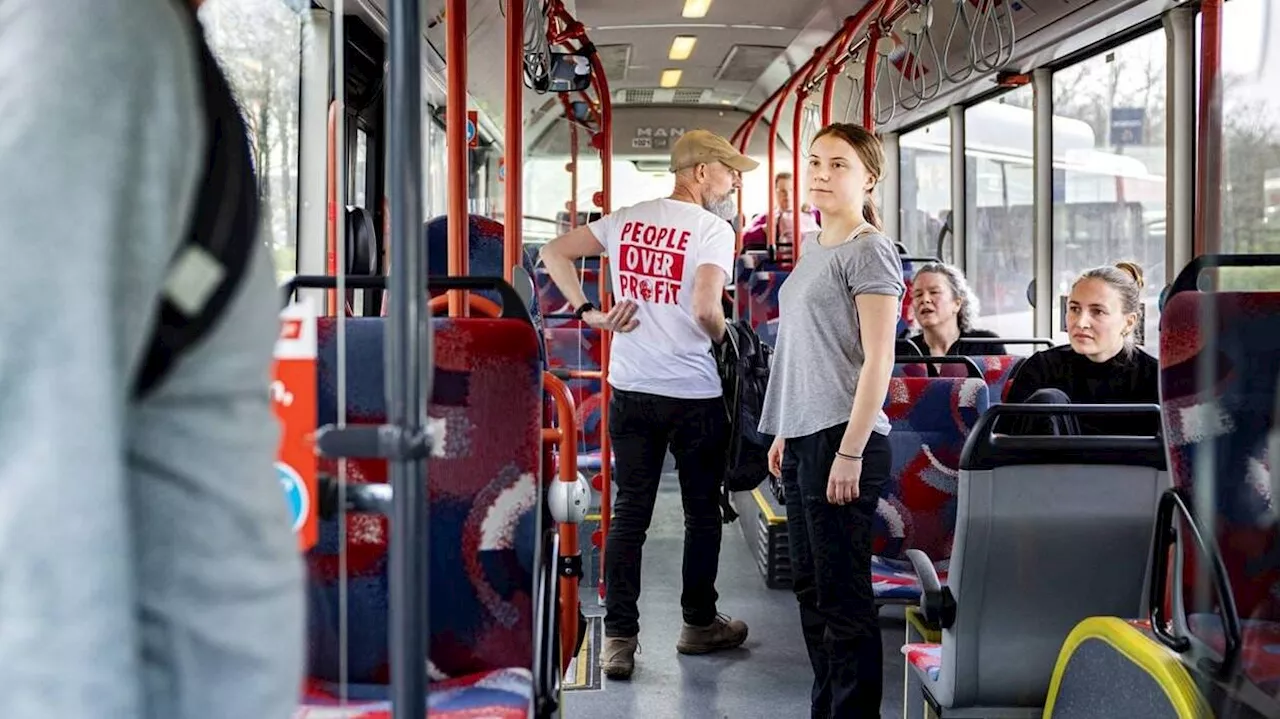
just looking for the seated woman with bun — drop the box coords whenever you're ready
[1004,261,1160,436]
[904,262,1006,358]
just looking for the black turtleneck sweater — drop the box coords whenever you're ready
[1005,344,1161,436]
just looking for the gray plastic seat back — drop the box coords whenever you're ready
[937,403,1170,709]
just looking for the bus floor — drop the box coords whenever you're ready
[563,459,908,718]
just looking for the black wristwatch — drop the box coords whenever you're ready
[573,302,596,319]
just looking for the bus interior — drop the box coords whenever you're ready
[206,0,1280,716]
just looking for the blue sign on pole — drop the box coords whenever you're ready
[277,461,309,533]
[1109,107,1145,146]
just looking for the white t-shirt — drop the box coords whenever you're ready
[587,198,734,399]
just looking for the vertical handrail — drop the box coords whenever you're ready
[767,54,821,253]
[504,0,524,284]
[1195,0,1223,257]
[327,100,340,314]
[386,0,428,715]
[542,373,582,669]
[589,47,615,606]
[862,5,888,129]
[447,0,470,316]
[791,50,825,261]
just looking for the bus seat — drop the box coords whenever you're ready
[423,213,542,328]
[745,270,788,342]
[871,375,989,604]
[899,255,917,338]
[1038,617,1213,719]
[1157,283,1280,701]
[975,354,1024,403]
[543,324,607,468]
[903,403,1168,715]
[303,315,544,713]
[534,262,601,320]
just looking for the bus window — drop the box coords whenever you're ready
[1216,0,1280,293]
[899,117,950,259]
[965,86,1036,344]
[1051,29,1167,350]
[199,0,303,283]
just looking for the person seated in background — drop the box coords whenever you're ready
[741,171,821,252]
[1004,261,1159,436]
[903,262,1005,357]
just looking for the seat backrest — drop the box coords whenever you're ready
[877,376,990,562]
[745,270,788,339]
[899,256,917,337]
[1159,289,1280,697]
[543,324,606,455]
[937,404,1169,709]
[534,260,602,319]
[422,213,542,327]
[306,316,542,687]
[972,354,1024,403]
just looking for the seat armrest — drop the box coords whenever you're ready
[906,549,957,630]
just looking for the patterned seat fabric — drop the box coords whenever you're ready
[745,270,788,340]
[305,317,542,700]
[873,555,949,602]
[976,354,1024,403]
[899,257,917,338]
[1159,290,1280,699]
[534,263,601,319]
[423,214,542,328]
[296,668,533,718]
[542,324,606,470]
[902,643,942,683]
[873,377,990,603]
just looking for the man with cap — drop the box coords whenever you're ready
[539,129,758,679]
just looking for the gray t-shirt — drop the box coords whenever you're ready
[758,229,905,439]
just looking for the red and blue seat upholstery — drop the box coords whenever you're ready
[872,376,990,603]
[301,315,542,715]
[745,270,788,339]
[1158,286,1280,703]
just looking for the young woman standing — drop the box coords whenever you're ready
[758,123,904,718]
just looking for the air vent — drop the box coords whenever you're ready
[716,44,786,83]
[672,88,706,104]
[596,44,631,82]
[623,88,655,104]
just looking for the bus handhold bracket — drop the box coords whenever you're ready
[315,422,437,461]
[558,554,583,579]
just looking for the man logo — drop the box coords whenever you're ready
[277,461,309,533]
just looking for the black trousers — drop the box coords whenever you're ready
[1007,387,1081,436]
[780,425,890,719]
[603,388,729,638]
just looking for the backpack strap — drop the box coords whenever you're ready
[133,5,260,400]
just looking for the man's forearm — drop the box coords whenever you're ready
[540,249,590,309]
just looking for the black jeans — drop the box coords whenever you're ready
[603,388,729,638]
[1006,387,1081,436]
[780,425,890,719]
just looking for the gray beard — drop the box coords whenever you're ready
[705,195,737,221]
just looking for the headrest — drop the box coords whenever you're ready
[345,206,378,276]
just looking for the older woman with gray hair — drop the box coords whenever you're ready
[904,262,1006,357]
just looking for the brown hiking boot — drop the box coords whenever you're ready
[676,613,749,655]
[600,635,639,679]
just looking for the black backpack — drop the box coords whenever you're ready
[715,319,776,522]
[133,5,260,401]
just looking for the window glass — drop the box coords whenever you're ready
[1210,0,1280,291]
[965,86,1035,347]
[900,117,951,258]
[201,0,304,282]
[1051,30,1167,351]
